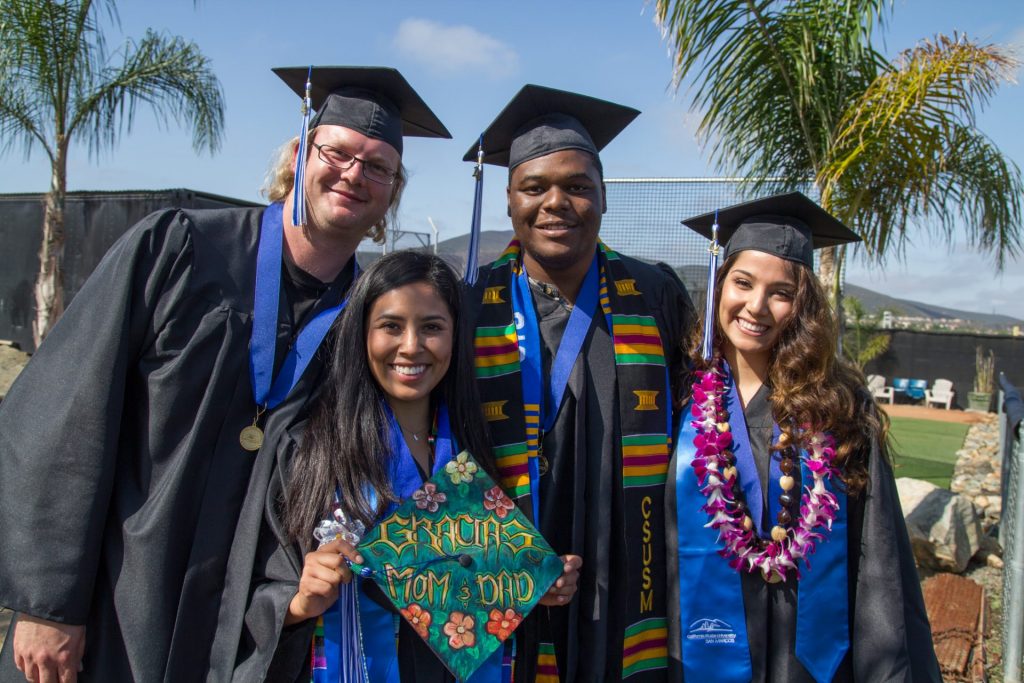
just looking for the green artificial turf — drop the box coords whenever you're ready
[887,417,970,488]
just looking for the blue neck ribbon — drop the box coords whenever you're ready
[674,374,849,682]
[510,252,601,522]
[249,202,356,411]
[317,402,506,682]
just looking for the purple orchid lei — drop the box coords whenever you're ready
[690,360,842,580]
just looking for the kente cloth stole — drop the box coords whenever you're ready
[473,240,671,679]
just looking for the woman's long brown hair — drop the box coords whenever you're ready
[681,252,887,495]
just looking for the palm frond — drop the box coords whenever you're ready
[70,29,225,157]
[820,34,1022,266]
[654,0,890,186]
[0,0,222,161]
[0,91,53,161]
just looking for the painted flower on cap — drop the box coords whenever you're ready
[400,603,432,639]
[485,608,522,642]
[412,482,447,512]
[443,611,476,649]
[445,452,478,485]
[482,485,515,519]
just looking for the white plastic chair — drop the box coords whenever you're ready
[867,374,894,405]
[925,379,954,410]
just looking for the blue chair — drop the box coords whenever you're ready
[906,379,928,402]
[892,378,909,394]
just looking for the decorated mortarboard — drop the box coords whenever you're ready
[274,66,451,226]
[351,452,563,680]
[460,85,638,285]
[681,192,861,359]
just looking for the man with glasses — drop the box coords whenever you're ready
[0,66,449,682]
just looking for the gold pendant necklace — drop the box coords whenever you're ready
[239,405,267,452]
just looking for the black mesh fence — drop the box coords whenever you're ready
[602,179,767,304]
[602,178,756,269]
[0,190,262,350]
[602,178,824,305]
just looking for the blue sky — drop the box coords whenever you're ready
[2,0,1023,318]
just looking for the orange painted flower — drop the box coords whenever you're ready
[485,608,522,642]
[400,603,432,639]
[442,611,476,649]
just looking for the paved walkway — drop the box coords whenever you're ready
[881,403,989,425]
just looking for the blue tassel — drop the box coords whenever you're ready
[292,66,312,227]
[701,211,720,362]
[464,136,484,285]
[313,500,371,683]
[340,582,370,682]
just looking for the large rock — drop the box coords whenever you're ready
[897,477,982,573]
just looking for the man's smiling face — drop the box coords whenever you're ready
[506,149,606,281]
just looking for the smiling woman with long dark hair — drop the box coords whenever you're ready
[666,193,940,682]
[231,251,578,682]
[283,252,494,540]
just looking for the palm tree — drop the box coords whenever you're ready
[654,0,1021,303]
[0,0,224,346]
[841,296,889,370]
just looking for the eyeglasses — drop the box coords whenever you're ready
[312,143,398,185]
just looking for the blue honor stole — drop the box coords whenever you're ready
[674,374,849,682]
[510,252,600,522]
[250,202,357,411]
[315,402,506,682]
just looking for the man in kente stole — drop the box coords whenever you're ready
[464,85,695,681]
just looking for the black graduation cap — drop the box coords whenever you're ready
[684,193,861,360]
[274,66,452,156]
[274,66,450,226]
[462,84,640,170]
[682,192,860,268]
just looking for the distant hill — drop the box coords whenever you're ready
[436,230,515,269]
[845,283,1023,329]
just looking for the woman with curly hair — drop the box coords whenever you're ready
[666,193,939,682]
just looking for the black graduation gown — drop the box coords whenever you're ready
[0,207,352,682]
[665,386,942,682]
[228,423,456,683]
[468,257,693,682]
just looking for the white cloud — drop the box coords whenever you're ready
[1010,25,1024,74]
[392,19,519,78]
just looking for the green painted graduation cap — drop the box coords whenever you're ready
[462,84,639,170]
[681,191,861,268]
[356,452,563,680]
